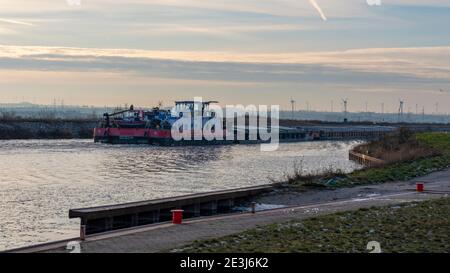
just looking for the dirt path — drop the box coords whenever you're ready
[255,168,450,207]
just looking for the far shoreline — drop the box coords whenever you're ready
[0,119,97,140]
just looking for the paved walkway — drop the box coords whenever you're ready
[11,169,450,253]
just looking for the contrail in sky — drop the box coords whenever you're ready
[308,0,327,21]
[0,18,34,27]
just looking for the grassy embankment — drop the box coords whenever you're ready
[175,132,450,253]
[176,197,450,253]
[283,131,450,190]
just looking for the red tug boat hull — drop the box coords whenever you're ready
[94,128,173,144]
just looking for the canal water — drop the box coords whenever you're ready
[0,139,361,250]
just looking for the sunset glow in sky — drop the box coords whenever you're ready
[0,0,449,112]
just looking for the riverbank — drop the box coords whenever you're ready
[0,119,97,139]
[177,197,450,253]
[163,132,447,253]
[280,132,450,190]
[11,170,449,253]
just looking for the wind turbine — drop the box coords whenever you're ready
[290,97,296,119]
[342,98,348,122]
[398,99,404,122]
[342,98,348,113]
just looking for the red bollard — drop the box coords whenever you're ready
[171,210,184,225]
[416,183,424,192]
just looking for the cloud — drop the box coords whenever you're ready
[308,0,327,21]
[0,0,448,54]
[0,27,16,34]
[128,23,308,37]
[0,0,363,20]
[0,45,449,86]
[0,18,35,27]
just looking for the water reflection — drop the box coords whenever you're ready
[0,139,361,250]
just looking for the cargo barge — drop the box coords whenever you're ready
[94,101,397,145]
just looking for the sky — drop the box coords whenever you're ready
[0,0,449,113]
